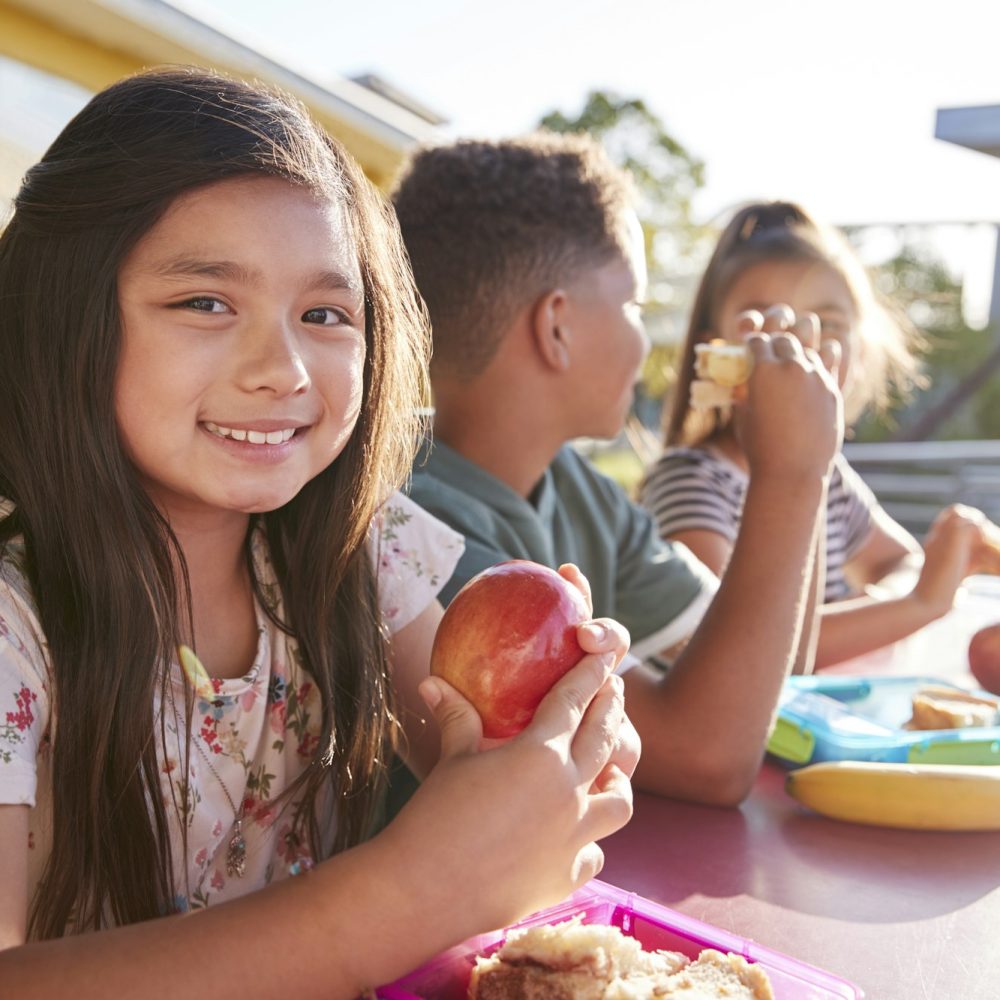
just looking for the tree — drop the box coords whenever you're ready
[539,91,711,448]
[850,242,1000,442]
[539,91,709,339]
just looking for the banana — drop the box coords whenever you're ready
[785,760,1000,831]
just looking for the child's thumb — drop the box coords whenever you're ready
[419,676,483,759]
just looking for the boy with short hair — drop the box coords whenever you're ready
[394,132,841,804]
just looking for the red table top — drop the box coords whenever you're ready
[601,584,1000,1000]
[601,766,1000,1000]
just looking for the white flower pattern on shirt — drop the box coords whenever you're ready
[0,492,463,923]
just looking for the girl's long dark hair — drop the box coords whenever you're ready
[0,67,429,936]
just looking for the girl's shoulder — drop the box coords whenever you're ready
[657,445,716,467]
[249,493,463,635]
[0,506,39,627]
[830,452,881,511]
[370,491,465,632]
[648,445,747,488]
[0,509,50,709]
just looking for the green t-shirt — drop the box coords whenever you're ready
[408,440,717,659]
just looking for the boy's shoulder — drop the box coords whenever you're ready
[409,440,634,527]
[408,442,515,538]
[548,445,648,527]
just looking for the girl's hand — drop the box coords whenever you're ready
[560,564,640,785]
[384,639,634,937]
[537,563,639,781]
[914,505,995,617]
[736,305,844,482]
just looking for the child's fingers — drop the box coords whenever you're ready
[769,331,806,363]
[801,346,842,401]
[589,713,641,790]
[575,616,631,670]
[611,714,641,780]
[791,311,820,352]
[819,338,842,379]
[570,842,607,889]
[526,652,614,745]
[735,309,764,338]
[570,673,626,783]
[938,505,993,574]
[761,303,795,334]
[580,769,634,843]
[591,760,636,798]
[557,563,593,615]
[418,676,483,760]
[743,331,776,364]
[589,763,635,811]
[737,334,774,420]
[970,516,1000,575]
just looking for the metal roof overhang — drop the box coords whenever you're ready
[935,104,1000,160]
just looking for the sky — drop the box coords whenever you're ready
[192,0,1000,321]
[3,0,1000,317]
[189,0,1000,227]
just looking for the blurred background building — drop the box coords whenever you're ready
[936,103,1000,327]
[0,0,446,219]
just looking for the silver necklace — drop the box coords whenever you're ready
[193,736,248,878]
[179,645,248,879]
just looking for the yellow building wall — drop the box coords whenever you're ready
[1,4,141,90]
[0,1,408,188]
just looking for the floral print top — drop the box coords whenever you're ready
[0,492,463,925]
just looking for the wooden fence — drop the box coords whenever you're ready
[844,439,1000,536]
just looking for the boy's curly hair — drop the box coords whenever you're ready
[392,131,635,379]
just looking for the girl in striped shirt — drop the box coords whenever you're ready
[643,200,997,668]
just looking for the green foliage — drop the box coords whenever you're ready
[589,445,645,495]
[640,342,681,401]
[852,244,1000,442]
[538,91,711,322]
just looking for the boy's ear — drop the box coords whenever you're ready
[530,288,571,372]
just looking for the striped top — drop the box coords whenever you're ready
[640,448,878,602]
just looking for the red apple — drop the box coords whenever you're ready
[430,560,590,738]
[969,623,1000,696]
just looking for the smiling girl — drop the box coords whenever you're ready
[0,68,635,997]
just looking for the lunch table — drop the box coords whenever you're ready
[600,764,1000,999]
[600,583,1000,1000]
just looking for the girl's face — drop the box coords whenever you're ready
[713,259,857,391]
[116,175,366,523]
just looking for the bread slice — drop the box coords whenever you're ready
[467,918,773,999]
[689,379,737,412]
[693,340,752,388]
[604,949,774,999]
[690,340,753,411]
[906,685,1000,730]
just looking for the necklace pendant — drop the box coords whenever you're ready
[226,821,247,879]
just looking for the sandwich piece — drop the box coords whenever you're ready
[690,340,752,411]
[905,685,1000,731]
[693,340,752,388]
[468,917,774,999]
